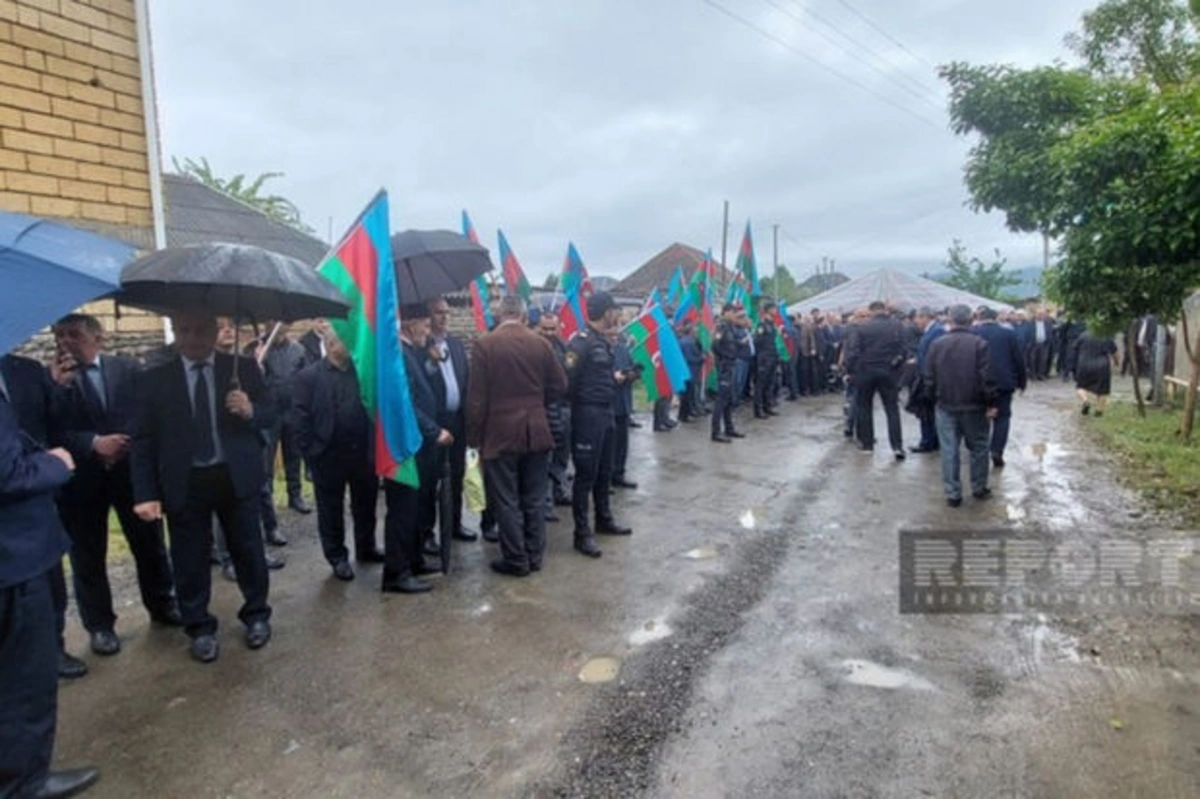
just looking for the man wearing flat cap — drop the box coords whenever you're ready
[563,292,633,559]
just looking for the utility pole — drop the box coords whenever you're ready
[1042,231,1050,271]
[772,223,780,301]
[719,200,730,296]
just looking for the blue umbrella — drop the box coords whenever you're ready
[0,210,136,353]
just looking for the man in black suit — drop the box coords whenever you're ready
[50,314,179,658]
[382,308,452,594]
[131,312,275,664]
[0,352,89,680]
[420,297,475,544]
[0,397,101,799]
[844,301,909,459]
[292,322,382,582]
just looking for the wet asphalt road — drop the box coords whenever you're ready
[55,380,1200,798]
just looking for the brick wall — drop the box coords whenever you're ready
[0,0,162,352]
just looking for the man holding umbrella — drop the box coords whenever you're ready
[132,312,276,663]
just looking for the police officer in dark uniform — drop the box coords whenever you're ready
[711,302,750,443]
[753,300,781,419]
[564,292,632,558]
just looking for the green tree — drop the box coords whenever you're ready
[172,156,315,235]
[943,0,1200,431]
[926,240,1022,302]
[1065,0,1197,88]
[542,273,560,291]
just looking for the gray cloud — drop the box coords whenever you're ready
[150,0,1097,284]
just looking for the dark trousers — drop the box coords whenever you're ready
[711,368,735,437]
[989,391,1014,458]
[548,405,571,502]
[798,355,817,395]
[856,368,904,451]
[612,414,630,481]
[783,360,799,399]
[383,455,429,580]
[754,358,777,413]
[653,397,672,429]
[917,410,939,450]
[1030,342,1051,379]
[733,360,750,407]
[167,465,271,638]
[60,473,175,633]
[486,451,550,570]
[571,404,615,532]
[311,449,378,565]
[49,561,66,651]
[0,570,58,798]
[267,420,303,502]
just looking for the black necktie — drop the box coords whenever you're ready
[82,364,105,413]
[192,363,216,463]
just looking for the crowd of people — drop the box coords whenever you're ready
[2,285,1132,798]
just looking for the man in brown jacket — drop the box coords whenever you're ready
[467,296,568,577]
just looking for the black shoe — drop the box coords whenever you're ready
[544,510,560,522]
[910,445,937,454]
[264,528,288,547]
[530,561,542,573]
[58,650,88,679]
[727,430,745,439]
[972,488,993,500]
[653,425,669,432]
[665,419,678,428]
[332,560,355,581]
[356,549,385,564]
[414,558,443,577]
[381,576,432,594]
[553,495,572,507]
[481,525,499,543]
[843,426,854,438]
[422,539,440,557]
[288,498,312,514]
[596,519,632,536]
[765,408,780,416]
[947,497,963,508]
[221,562,237,582]
[490,559,530,578]
[991,454,1005,469]
[859,444,874,452]
[452,528,479,542]
[612,477,638,489]
[711,435,731,443]
[574,533,603,558]
[753,412,768,419]
[894,449,907,461]
[190,634,219,664]
[89,630,120,656]
[265,553,286,570]
[33,767,100,799]
[627,419,643,429]
[149,604,183,627]
[245,620,271,650]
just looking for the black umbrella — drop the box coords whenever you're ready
[119,242,351,321]
[391,229,493,303]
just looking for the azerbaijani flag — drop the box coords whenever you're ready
[461,210,494,332]
[627,304,691,403]
[318,191,421,487]
[726,278,758,325]
[777,301,797,361]
[666,265,686,308]
[497,229,533,302]
[736,221,760,297]
[643,286,663,313]
[558,285,588,341]
[561,242,593,298]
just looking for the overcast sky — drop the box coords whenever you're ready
[149,0,1097,284]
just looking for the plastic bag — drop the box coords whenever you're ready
[464,448,486,513]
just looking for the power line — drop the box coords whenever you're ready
[765,0,943,109]
[700,0,941,129]
[833,0,937,70]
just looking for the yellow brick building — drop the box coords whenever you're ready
[1,0,163,350]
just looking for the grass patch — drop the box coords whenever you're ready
[1089,399,1200,526]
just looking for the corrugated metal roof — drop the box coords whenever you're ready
[164,174,329,265]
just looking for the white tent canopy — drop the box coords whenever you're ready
[795,269,1015,315]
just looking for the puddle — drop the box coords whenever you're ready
[470,602,493,618]
[739,510,757,529]
[1031,442,1047,460]
[579,656,622,683]
[683,546,718,560]
[840,659,935,691]
[628,617,673,647]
